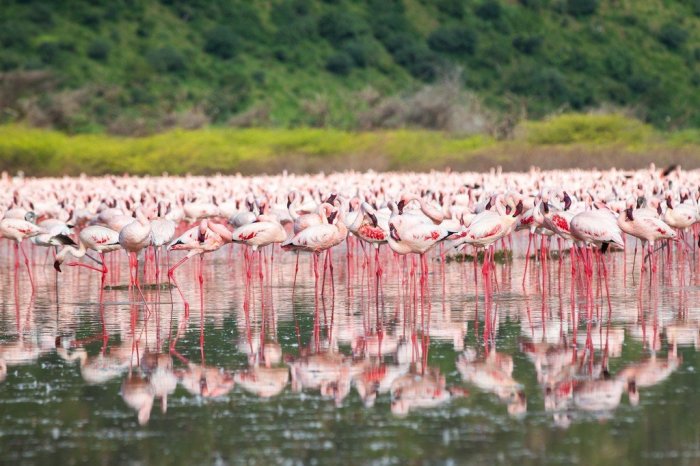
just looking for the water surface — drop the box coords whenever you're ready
[0,241,698,465]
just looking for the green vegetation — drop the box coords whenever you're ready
[3,114,699,176]
[2,0,700,136]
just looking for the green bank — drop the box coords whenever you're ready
[2,114,700,175]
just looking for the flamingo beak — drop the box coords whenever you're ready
[390,224,401,242]
[328,211,338,224]
[514,200,524,217]
[54,261,62,273]
[397,200,405,214]
[636,196,644,209]
[543,202,550,214]
[326,193,337,204]
[657,204,662,216]
[563,192,571,211]
[369,212,378,227]
[626,207,634,222]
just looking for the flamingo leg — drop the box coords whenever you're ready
[522,231,532,287]
[19,241,35,290]
[67,262,106,274]
[168,252,195,315]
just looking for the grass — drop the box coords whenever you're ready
[1,113,700,176]
[443,250,513,264]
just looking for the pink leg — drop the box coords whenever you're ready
[522,231,532,287]
[168,253,192,315]
[19,242,35,290]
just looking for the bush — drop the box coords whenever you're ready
[508,66,569,102]
[204,26,238,59]
[341,39,379,67]
[436,0,464,18]
[87,39,110,61]
[317,11,368,45]
[521,113,655,145]
[428,26,477,55]
[37,41,61,64]
[326,52,354,75]
[392,43,439,81]
[567,0,598,16]
[518,0,542,9]
[604,48,632,80]
[475,1,501,20]
[512,35,542,55]
[146,46,186,73]
[658,23,688,50]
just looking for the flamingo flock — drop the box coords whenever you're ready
[1,166,697,302]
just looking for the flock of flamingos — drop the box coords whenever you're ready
[0,165,695,424]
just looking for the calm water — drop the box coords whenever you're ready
[0,239,699,465]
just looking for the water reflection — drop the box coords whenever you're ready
[0,239,698,463]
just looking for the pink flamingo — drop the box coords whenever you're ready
[118,208,153,287]
[168,219,232,313]
[54,225,122,278]
[618,198,676,273]
[0,215,44,288]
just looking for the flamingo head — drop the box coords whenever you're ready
[198,220,208,243]
[327,208,338,224]
[24,211,37,223]
[325,192,337,204]
[562,192,572,211]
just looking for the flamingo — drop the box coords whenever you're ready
[168,219,232,313]
[0,215,44,288]
[617,198,676,272]
[452,195,523,275]
[119,208,153,287]
[54,225,122,276]
[150,203,177,282]
[232,213,287,280]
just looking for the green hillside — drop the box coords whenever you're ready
[2,0,700,135]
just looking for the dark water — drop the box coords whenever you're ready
[0,240,699,465]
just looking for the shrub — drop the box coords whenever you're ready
[392,42,439,81]
[326,52,354,75]
[87,39,110,61]
[518,0,542,9]
[567,0,597,16]
[604,48,632,80]
[436,0,464,18]
[658,23,688,50]
[521,113,654,145]
[317,11,368,45]
[512,35,542,55]
[508,66,569,102]
[341,39,379,67]
[146,46,186,73]
[428,26,477,55]
[37,41,61,64]
[204,26,238,59]
[475,1,501,20]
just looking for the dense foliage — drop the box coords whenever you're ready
[1,0,699,134]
